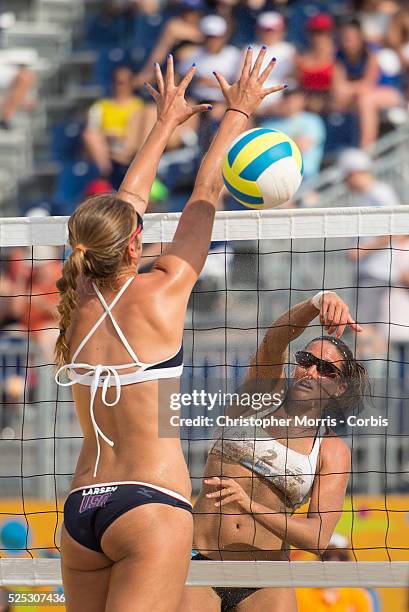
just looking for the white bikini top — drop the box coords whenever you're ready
[210,410,323,510]
[55,276,183,477]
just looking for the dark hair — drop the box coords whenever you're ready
[340,17,363,31]
[306,335,370,416]
[112,64,134,79]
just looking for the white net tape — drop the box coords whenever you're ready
[0,559,407,588]
[1,205,409,246]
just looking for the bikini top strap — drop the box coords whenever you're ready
[309,425,324,461]
[91,277,140,364]
[71,276,138,363]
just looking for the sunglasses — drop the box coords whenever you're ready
[295,351,343,379]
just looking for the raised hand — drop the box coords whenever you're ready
[213,47,286,117]
[145,54,212,127]
[319,292,363,337]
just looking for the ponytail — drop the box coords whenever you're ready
[54,248,85,368]
[53,194,141,369]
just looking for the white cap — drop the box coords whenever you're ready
[257,11,285,31]
[329,533,349,549]
[338,148,372,177]
[25,206,50,217]
[200,15,227,37]
[0,12,16,29]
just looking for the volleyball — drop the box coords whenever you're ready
[222,128,304,208]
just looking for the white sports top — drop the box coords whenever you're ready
[210,411,323,510]
[55,276,183,477]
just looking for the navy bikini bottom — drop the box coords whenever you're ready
[64,481,192,553]
[191,550,260,611]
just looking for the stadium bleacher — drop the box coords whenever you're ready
[0,0,407,215]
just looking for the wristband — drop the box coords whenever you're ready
[311,290,333,310]
[225,108,249,120]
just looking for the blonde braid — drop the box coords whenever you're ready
[54,249,85,368]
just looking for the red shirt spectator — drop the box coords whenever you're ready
[296,14,336,94]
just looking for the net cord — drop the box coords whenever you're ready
[1,206,409,247]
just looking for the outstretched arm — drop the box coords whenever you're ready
[247,292,363,382]
[118,56,210,216]
[154,48,284,287]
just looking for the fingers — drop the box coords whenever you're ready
[216,493,240,507]
[325,299,335,329]
[190,103,213,115]
[259,56,277,85]
[335,307,349,338]
[321,299,362,336]
[328,304,343,336]
[241,46,253,80]
[178,63,196,93]
[336,306,360,338]
[261,84,287,98]
[320,299,331,331]
[348,315,363,333]
[206,487,234,499]
[204,477,234,487]
[213,71,230,96]
[144,82,159,101]
[165,53,174,88]
[203,478,241,508]
[250,46,267,79]
[154,62,164,94]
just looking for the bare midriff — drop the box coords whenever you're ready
[193,453,293,560]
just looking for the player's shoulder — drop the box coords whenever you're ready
[128,267,173,295]
[320,429,351,465]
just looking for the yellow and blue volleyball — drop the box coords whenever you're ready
[222,128,303,209]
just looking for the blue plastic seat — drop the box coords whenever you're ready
[53,161,99,216]
[94,48,133,95]
[323,112,359,155]
[84,13,128,51]
[132,12,166,62]
[157,155,199,193]
[51,122,84,162]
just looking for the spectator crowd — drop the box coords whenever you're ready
[68,0,409,213]
[1,0,409,215]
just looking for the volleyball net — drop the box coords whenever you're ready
[0,206,409,588]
